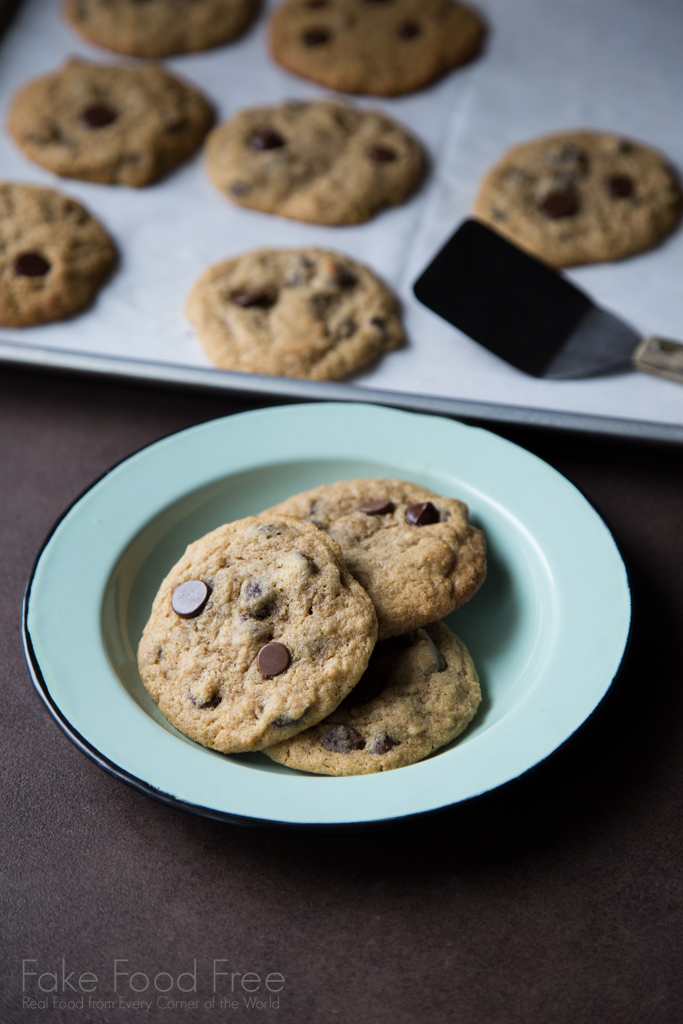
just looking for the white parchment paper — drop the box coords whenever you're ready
[1,0,682,428]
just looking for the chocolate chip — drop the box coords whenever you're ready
[334,317,356,340]
[357,499,393,515]
[305,0,328,7]
[171,579,211,618]
[302,28,330,45]
[295,551,318,571]
[607,174,635,198]
[256,523,281,537]
[344,672,386,705]
[229,181,248,197]
[538,187,579,219]
[368,145,397,163]
[398,21,420,39]
[231,288,274,308]
[321,725,365,753]
[81,104,117,128]
[13,252,51,277]
[167,119,189,134]
[369,733,399,754]
[248,127,285,151]
[405,501,439,526]
[273,711,306,727]
[189,693,222,709]
[369,316,386,331]
[241,579,275,620]
[257,642,291,677]
[332,268,357,288]
[546,144,588,174]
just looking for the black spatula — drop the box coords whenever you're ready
[413,219,683,383]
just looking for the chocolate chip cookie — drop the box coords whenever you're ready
[264,621,480,774]
[186,248,404,379]
[473,130,682,267]
[269,0,485,96]
[64,0,258,58]
[205,100,425,225]
[8,59,214,188]
[263,479,486,640]
[137,515,378,754]
[0,183,116,327]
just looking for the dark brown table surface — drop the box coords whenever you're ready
[1,366,682,1024]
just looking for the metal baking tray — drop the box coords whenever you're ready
[2,0,682,444]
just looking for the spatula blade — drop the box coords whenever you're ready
[413,219,639,379]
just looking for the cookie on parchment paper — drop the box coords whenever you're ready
[473,130,682,267]
[137,515,378,754]
[205,99,425,225]
[7,59,214,188]
[263,478,486,640]
[186,248,404,380]
[64,0,258,58]
[263,621,481,775]
[0,183,116,327]
[269,0,485,96]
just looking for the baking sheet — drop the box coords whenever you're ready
[1,0,682,439]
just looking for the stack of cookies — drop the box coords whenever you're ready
[137,479,486,775]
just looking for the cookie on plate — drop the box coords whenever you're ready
[473,130,683,267]
[264,621,481,774]
[64,0,258,58]
[7,59,214,188]
[269,0,485,96]
[263,478,486,640]
[205,100,425,225]
[186,248,404,379]
[137,515,378,754]
[0,183,116,327]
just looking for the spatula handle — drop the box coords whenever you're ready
[632,337,683,384]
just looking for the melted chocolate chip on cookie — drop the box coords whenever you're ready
[607,174,635,198]
[369,733,399,754]
[398,21,421,39]
[248,127,285,150]
[302,28,330,46]
[190,692,222,710]
[321,724,365,752]
[257,641,291,678]
[171,579,211,618]
[357,499,393,515]
[368,145,398,163]
[13,252,51,277]
[231,288,274,308]
[81,103,117,129]
[405,501,439,526]
[538,187,579,219]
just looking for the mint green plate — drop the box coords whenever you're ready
[23,403,630,827]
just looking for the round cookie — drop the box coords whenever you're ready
[473,130,682,267]
[264,621,481,775]
[0,183,116,327]
[185,248,404,379]
[205,100,425,225]
[8,59,214,188]
[269,0,485,97]
[64,0,258,58]
[263,478,486,640]
[136,515,378,754]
